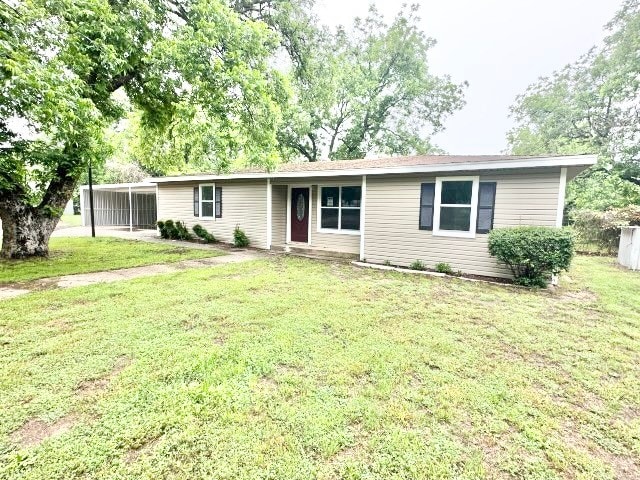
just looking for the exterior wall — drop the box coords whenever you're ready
[271,177,361,254]
[157,179,268,248]
[363,168,562,278]
[271,184,287,247]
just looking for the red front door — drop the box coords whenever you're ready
[290,187,309,242]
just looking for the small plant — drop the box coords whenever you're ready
[193,224,216,243]
[409,260,426,271]
[174,221,192,240]
[488,226,575,287]
[157,220,169,239]
[163,220,178,239]
[233,225,250,247]
[435,262,453,275]
[383,260,392,266]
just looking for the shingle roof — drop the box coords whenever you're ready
[148,154,597,183]
[252,154,562,173]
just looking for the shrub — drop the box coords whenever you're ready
[435,262,453,275]
[488,226,574,287]
[571,206,640,254]
[174,221,192,240]
[163,220,178,239]
[192,224,216,243]
[409,260,426,271]
[233,225,250,247]
[157,221,169,239]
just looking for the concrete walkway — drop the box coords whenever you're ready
[0,250,265,301]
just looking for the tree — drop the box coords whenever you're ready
[278,4,466,162]
[507,0,640,209]
[0,0,308,258]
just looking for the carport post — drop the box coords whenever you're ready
[128,186,133,232]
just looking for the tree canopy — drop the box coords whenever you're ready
[507,0,640,210]
[278,5,466,162]
[0,0,310,257]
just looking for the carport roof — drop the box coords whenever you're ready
[78,182,157,193]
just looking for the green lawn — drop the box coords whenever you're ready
[59,214,82,227]
[0,256,638,479]
[0,237,221,284]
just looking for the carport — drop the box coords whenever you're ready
[80,182,157,230]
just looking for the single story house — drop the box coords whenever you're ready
[150,154,597,279]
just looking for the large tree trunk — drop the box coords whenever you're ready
[0,203,60,259]
[0,169,75,259]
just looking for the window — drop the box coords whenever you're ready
[433,177,479,238]
[199,184,215,218]
[319,185,361,232]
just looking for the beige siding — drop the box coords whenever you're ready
[270,178,361,254]
[363,168,562,278]
[310,184,360,254]
[271,185,287,246]
[157,179,267,248]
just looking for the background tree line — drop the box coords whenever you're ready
[507,0,640,213]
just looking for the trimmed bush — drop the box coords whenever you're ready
[409,260,426,271]
[233,225,250,247]
[157,221,169,239]
[163,220,178,239]
[435,262,453,275]
[488,227,574,287]
[157,219,191,240]
[174,221,192,240]
[193,224,216,243]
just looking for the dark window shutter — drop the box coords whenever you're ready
[476,182,497,233]
[215,187,222,218]
[419,183,436,230]
[193,187,199,216]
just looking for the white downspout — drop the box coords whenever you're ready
[266,178,272,249]
[360,175,367,261]
[128,186,133,232]
[556,167,567,227]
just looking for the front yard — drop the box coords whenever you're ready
[0,237,220,284]
[0,254,638,479]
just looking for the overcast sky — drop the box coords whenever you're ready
[315,0,621,155]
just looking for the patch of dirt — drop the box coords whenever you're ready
[125,436,162,464]
[10,413,81,448]
[76,356,131,396]
[557,289,598,303]
[46,319,72,332]
[560,420,640,479]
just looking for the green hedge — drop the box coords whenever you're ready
[488,227,574,287]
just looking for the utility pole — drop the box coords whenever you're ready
[88,158,96,238]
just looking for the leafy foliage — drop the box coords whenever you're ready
[507,0,640,209]
[233,225,250,247]
[409,259,426,271]
[278,4,466,161]
[193,224,216,243]
[158,220,192,240]
[435,262,453,275]
[572,206,640,253]
[0,0,309,256]
[488,227,575,287]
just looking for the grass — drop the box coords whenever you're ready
[59,214,82,227]
[0,255,638,479]
[0,237,221,284]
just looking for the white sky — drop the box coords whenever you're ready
[315,0,621,154]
